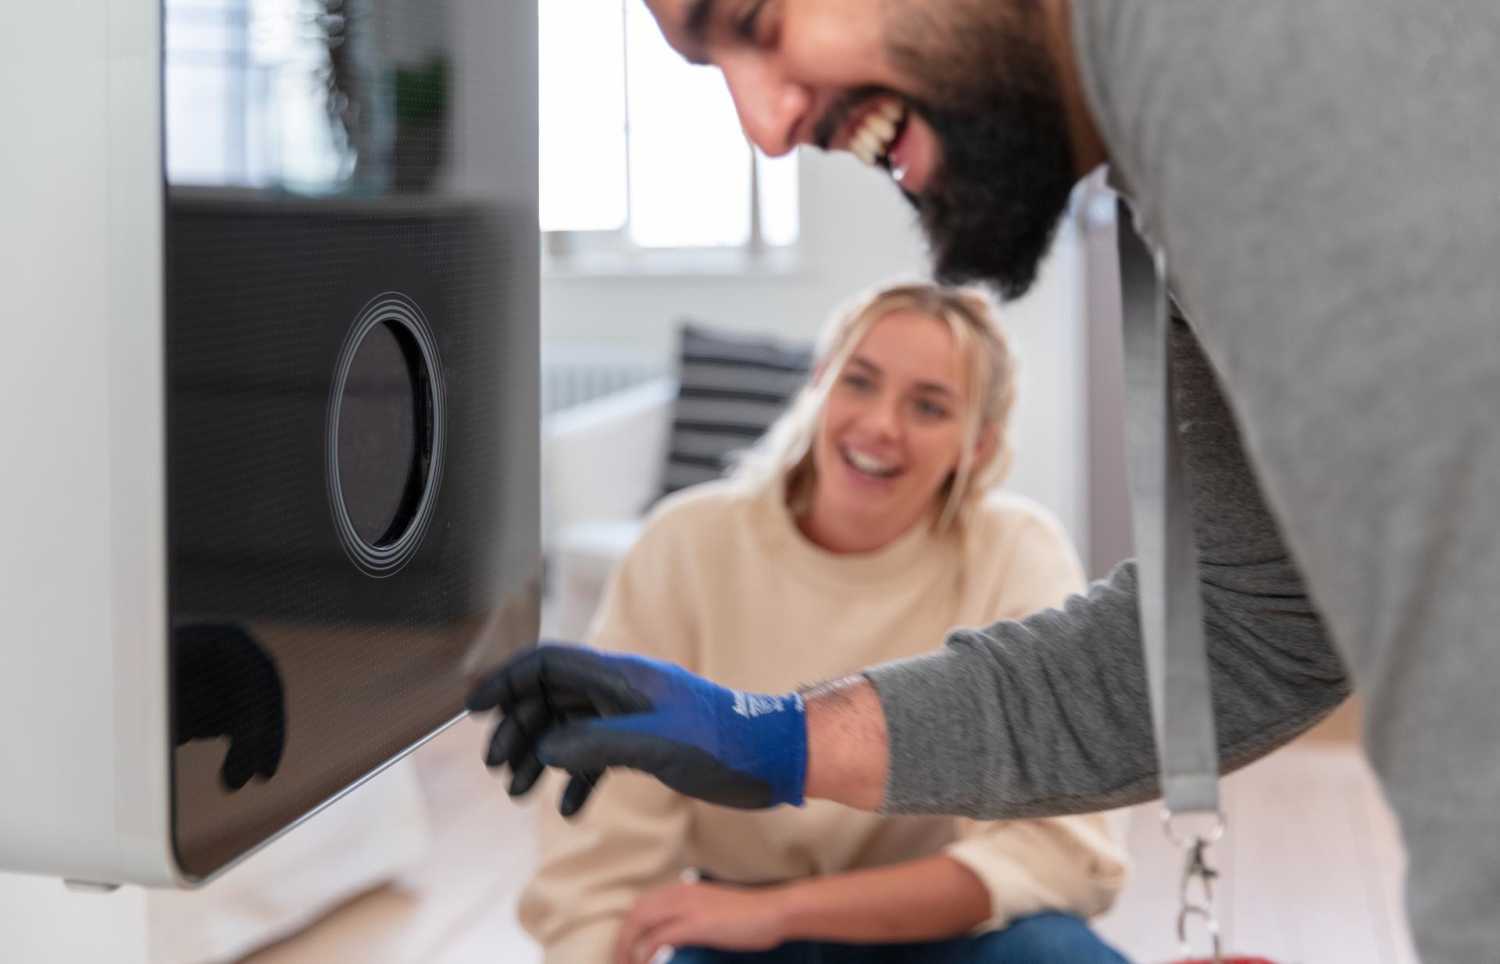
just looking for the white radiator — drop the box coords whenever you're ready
[541,344,666,415]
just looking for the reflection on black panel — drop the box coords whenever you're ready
[165,0,453,196]
[163,0,538,879]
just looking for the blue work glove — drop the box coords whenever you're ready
[465,643,807,816]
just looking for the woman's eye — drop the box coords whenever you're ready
[915,398,951,419]
[841,372,875,393]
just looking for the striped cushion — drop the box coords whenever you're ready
[659,323,813,498]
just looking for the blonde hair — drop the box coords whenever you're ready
[732,281,1017,532]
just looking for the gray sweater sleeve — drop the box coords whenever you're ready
[865,319,1351,818]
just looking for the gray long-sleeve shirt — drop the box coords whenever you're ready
[867,4,1500,960]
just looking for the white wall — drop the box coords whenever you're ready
[0,874,147,964]
[542,150,1091,552]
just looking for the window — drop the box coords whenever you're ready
[539,0,799,257]
[164,0,364,190]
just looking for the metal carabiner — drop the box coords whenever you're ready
[1165,809,1226,964]
[1177,901,1224,963]
[1180,837,1219,906]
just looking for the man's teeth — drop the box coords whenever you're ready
[846,449,898,477]
[865,114,897,146]
[851,131,883,167]
[848,99,906,168]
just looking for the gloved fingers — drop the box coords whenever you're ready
[466,644,536,713]
[536,718,613,773]
[467,644,649,717]
[507,753,546,798]
[559,769,604,818]
[542,687,619,718]
[536,716,676,775]
[485,696,551,769]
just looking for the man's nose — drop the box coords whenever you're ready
[720,56,810,157]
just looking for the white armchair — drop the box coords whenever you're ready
[541,377,677,640]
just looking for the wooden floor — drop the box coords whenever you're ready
[246,707,1417,964]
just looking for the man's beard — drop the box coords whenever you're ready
[886,3,1078,300]
[910,98,1077,299]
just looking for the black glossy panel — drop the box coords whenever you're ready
[162,0,539,879]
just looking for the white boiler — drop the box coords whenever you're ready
[0,0,539,888]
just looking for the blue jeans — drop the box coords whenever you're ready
[667,912,1131,963]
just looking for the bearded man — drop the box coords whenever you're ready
[472,4,1500,961]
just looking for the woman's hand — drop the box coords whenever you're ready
[614,881,788,964]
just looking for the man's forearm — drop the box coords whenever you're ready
[800,676,888,811]
[862,322,1349,820]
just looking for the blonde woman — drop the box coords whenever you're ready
[517,284,1129,964]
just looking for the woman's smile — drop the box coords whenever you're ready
[839,444,903,482]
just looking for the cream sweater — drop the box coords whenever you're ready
[520,479,1128,961]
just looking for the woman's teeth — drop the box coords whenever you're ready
[845,448,899,478]
[848,98,907,169]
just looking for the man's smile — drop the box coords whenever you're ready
[820,93,939,194]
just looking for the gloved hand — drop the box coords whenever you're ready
[465,644,807,816]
